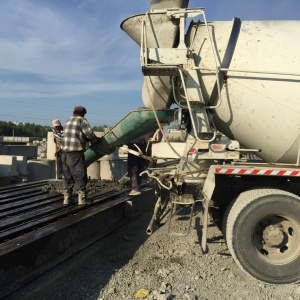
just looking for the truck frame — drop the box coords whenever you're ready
[85,3,300,284]
[119,5,300,284]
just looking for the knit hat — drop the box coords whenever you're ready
[73,105,87,115]
[52,119,61,127]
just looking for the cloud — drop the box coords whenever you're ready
[0,0,140,79]
[0,0,146,108]
[0,0,298,126]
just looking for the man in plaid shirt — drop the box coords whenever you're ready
[62,105,98,205]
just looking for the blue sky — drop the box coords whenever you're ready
[0,0,299,128]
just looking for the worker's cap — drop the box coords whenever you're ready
[73,105,87,115]
[52,119,61,127]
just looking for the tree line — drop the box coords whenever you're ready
[0,121,109,139]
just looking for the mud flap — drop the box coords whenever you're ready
[201,197,210,252]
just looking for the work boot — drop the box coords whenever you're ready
[63,189,72,205]
[78,190,88,205]
[129,189,141,196]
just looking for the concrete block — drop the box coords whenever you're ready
[100,159,127,181]
[16,156,29,176]
[0,155,19,177]
[46,132,56,160]
[87,161,100,180]
[27,159,56,181]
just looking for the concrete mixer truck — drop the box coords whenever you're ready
[85,0,300,284]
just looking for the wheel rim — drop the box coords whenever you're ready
[252,214,300,265]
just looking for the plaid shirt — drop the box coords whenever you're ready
[62,116,95,152]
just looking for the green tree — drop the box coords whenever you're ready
[0,120,50,138]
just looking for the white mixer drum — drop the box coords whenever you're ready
[187,20,300,163]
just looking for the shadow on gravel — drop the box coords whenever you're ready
[194,203,226,255]
[5,210,154,300]
[207,235,224,243]
[217,250,231,257]
[193,204,209,254]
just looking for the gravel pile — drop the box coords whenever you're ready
[98,204,300,300]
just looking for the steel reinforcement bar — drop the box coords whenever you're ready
[0,180,156,298]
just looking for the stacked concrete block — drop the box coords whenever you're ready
[16,156,29,177]
[100,149,127,181]
[46,132,56,160]
[27,159,56,181]
[0,155,19,177]
[87,161,100,180]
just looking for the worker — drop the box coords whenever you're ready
[127,131,154,196]
[61,105,98,205]
[51,119,63,179]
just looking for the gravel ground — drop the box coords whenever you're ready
[7,202,300,300]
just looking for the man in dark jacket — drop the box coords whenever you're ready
[61,105,98,205]
[127,131,154,196]
[127,136,146,196]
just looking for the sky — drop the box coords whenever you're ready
[0,0,299,128]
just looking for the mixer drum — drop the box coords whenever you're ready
[122,9,300,163]
[186,20,300,163]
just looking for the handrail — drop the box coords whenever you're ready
[178,69,217,143]
[140,8,218,143]
[195,67,300,77]
[200,12,224,110]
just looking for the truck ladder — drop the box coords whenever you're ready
[140,8,218,143]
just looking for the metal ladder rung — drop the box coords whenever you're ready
[142,65,181,76]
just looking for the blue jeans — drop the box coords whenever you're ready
[62,151,87,192]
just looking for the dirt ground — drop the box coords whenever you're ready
[97,204,300,300]
[7,200,300,300]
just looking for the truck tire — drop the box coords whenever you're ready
[223,188,300,284]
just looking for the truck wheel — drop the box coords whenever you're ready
[223,188,300,284]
